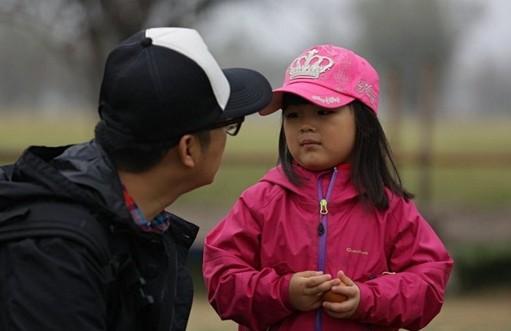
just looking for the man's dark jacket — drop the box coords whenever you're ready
[0,141,199,331]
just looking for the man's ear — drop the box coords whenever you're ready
[177,134,200,168]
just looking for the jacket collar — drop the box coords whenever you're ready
[261,164,359,203]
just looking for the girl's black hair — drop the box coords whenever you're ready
[278,93,414,210]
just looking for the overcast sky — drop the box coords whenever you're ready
[0,0,509,116]
[444,0,511,114]
[197,0,511,116]
[456,0,510,64]
[199,1,508,66]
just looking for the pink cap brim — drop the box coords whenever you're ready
[259,82,355,116]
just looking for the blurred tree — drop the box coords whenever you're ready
[355,0,483,112]
[0,0,233,103]
[354,0,482,211]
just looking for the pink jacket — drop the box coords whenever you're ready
[203,165,453,331]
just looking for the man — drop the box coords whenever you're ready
[0,27,272,331]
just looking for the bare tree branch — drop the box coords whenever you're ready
[0,0,237,105]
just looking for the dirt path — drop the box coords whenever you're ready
[188,290,511,331]
[427,291,511,331]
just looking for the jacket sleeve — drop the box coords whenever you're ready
[352,199,454,330]
[0,237,108,331]
[203,195,295,331]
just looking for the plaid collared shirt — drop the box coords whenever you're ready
[122,186,170,233]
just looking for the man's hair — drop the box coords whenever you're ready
[278,93,414,210]
[95,120,210,173]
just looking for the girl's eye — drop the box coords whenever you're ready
[284,112,298,119]
[317,109,333,116]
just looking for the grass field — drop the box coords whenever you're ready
[1,112,510,231]
[3,113,510,155]
[1,113,510,221]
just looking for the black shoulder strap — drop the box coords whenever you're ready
[0,200,111,265]
[0,163,15,180]
[0,199,155,309]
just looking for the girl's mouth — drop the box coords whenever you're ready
[299,139,319,147]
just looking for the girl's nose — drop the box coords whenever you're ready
[300,123,315,132]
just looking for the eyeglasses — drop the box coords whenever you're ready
[224,121,243,136]
[206,117,244,136]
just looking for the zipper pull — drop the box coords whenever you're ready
[320,199,328,215]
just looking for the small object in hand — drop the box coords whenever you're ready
[322,280,347,303]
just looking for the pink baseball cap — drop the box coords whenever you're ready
[260,45,379,115]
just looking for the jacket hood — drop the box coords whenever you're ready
[0,141,130,224]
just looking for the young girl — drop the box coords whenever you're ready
[203,45,453,331]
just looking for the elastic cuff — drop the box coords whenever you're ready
[279,273,295,311]
[350,281,371,319]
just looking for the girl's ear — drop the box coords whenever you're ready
[177,134,200,168]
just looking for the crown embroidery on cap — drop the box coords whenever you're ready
[289,49,334,80]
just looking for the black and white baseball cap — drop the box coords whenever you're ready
[98,27,272,142]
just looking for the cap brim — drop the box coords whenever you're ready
[219,68,273,121]
[259,82,355,116]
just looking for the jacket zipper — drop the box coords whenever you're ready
[314,167,338,331]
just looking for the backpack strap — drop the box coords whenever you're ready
[0,200,111,265]
[0,163,14,180]
[105,229,156,307]
[0,199,155,310]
